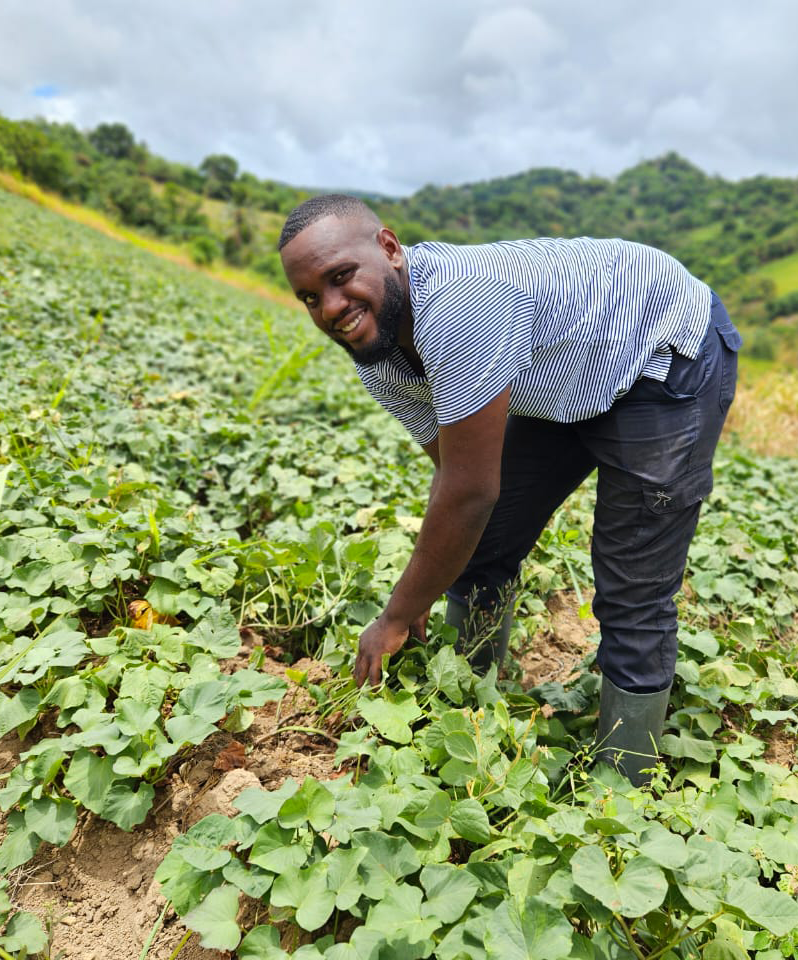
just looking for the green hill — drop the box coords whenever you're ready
[2,114,797,364]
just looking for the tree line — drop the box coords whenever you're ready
[2,114,797,357]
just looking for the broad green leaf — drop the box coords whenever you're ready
[724,877,798,937]
[358,691,422,744]
[414,789,452,828]
[660,730,717,763]
[351,831,421,899]
[1,910,48,953]
[485,896,573,960]
[23,796,77,846]
[222,857,274,900]
[100,780,155,831]
[182,884,242,950]
[272,863,336,931]
[277,777,335,831]
[154,850,223,915]
[328,790,382,843]
[692,782,739,840]
[165,714,218,745]
[427,645,464,702]
[0,687,41,737]
[114,698,160,737]
[112,750,164,777]
[758,825,798,866]
[226,668,287,706]
[0,811,42,872]
[118,663,172,708]
[172,814,237,871]
[637,824,688,869]
[444,730,479,763]
[189,604,241,658]
[702,938,749,960]
[248,822,308,873]
[63,748,118,813]
[450,798,491,843]
[174,679,228,722]
[365,883,440,945]
[238,925,288,959]
[420,863,480,923]
[571,846,667,917]
[324,845,368,910]
[234,780,299,823]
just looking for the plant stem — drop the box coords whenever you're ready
[138,900,171,960]
[167,930,193,960]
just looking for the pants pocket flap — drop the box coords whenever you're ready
[641,464,713,515]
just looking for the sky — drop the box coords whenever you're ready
[2,0,797,197]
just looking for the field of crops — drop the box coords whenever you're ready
[1,187,798,959]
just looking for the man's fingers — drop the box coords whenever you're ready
[369,656,382,687]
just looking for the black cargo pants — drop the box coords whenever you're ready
[448,294,741,693]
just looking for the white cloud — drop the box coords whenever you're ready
[1,0,796,194]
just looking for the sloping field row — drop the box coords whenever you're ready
[1,188,798,959]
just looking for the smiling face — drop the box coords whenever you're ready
[280,214,411,365]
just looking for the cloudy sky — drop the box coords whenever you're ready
[2,0,796,196]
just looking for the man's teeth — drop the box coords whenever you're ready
[340,312,362,333]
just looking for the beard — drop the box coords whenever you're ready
[340,270,407,366]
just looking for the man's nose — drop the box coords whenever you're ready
[321,287,348,324]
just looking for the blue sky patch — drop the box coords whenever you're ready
[33,84,61,98]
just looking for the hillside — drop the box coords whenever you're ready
[1,114,798,369]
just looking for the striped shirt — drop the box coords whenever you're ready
[355,238,712,446]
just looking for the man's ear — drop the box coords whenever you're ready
[377,227,403,267]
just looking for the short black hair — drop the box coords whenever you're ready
[278,194,380,250]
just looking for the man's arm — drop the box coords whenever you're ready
[354,387,510,686]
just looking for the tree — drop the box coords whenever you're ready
[88,122,136,160]
[199,153,239,200]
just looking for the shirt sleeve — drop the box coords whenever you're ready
[415,274,536,425]
[355,371,439,447]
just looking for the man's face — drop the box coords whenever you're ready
[280,215,410,365]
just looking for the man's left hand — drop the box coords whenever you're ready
[354,615,409,687]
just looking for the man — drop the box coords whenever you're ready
[279,194,741,785]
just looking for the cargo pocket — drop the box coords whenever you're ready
[641,462,714,517]
[710,294,742,415]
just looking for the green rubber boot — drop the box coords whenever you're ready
[445,596,513,675]
[596,675,671,786]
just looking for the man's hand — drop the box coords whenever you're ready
[409,608,430,643]
[354,615,409,687]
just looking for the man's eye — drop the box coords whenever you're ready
[333,269,352,284]
[302,294,318,307]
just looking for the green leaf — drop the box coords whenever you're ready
[165,713,218,745]
[365,883,440,946]
[182,884,242,950]
[100,780,155,831]
[358,691,422,744]
[702,938,749,960]
[271,863,336,931]
[444,730,479,763]
[154,850,223,915]
[233,781,299,823]
[660,730,717,763]
[414,789,452,829]
[238,925,288,960]
[0,687,41,737]
[637,824,688,869]
[114,698,160,737]
[450,798,491,843]
[174,679,228,723]
[724,877,798,937]
[248,822,308,873]
[189,604,241,658]
[172,814,237,871]
[63,748,118,813]
[277,777,335,831]
[571,846,667,917]
[0,811,42,872]
[117,663,172,708]
[485,896,573,960]
[420,863,480,923]
[351,831,421,899]
[427,645,464,702]
[23,796,77,846]
[222,858,273,899]
[1,909,48,953]
[324,845,368,911]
